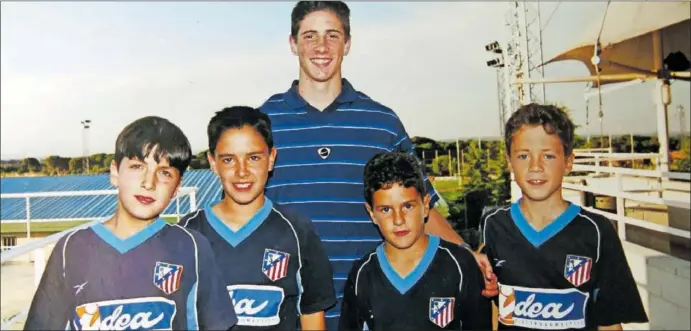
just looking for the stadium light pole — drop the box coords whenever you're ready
[485,41,511,137]
[81,119,91,174]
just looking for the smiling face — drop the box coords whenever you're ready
[289,9,351,83]
[366,183,431,250]
[506,124,574,204]
[110,145,182,222]
[208,125,276,208]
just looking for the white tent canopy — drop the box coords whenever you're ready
[541,2,690,87]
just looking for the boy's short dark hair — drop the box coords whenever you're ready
[114,116,192,176]
[291,1,351,40]
[363,152,427,206]
[504,103,576,156]
[207,106,273,156]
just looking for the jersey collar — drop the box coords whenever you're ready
[376,235,440,295]
[510,199,581,247]
[205,197,274,247]
[283,78,359,111]
[91,218,167,254]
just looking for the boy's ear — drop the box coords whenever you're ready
[364,203,378,226]
[207,152,217,175]
[109,160,119,187]
[504,152,513,173]
[422,193,431,218]
[289,34,298,56]
[268,147,277,172]
[344,35,351,56]
[564,152,575,175]
[171,179,182,200]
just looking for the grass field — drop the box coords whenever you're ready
[0,216,181,234]
[1,181,465,235]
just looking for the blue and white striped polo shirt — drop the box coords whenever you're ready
[259,78,440,328]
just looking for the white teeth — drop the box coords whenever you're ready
[311,59,330,65]
[234,183,251,188]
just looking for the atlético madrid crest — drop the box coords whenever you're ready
[429,297,455,328]
[153,261,184,295]
[262,248,290,282]
[564,255,593,287]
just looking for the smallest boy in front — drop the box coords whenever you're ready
[339,152,492,331]
[24,116,237,331]
[482,103,648,330]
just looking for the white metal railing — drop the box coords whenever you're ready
[0,188,198,237]
[573,147,612,153]
[565,151,690,241]
[0,187,198,330]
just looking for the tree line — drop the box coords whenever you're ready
[1,134,689,177]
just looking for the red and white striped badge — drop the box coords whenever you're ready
[564,255,593,287]
[262,248,290,282]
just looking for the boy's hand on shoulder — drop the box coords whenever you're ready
[471,251,498,298]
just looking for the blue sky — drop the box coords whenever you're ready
[1,2,689,159]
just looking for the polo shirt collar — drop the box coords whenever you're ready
[284,78,359,110]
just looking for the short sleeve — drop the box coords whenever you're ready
[391,120,440,208]
[455,248,493,330]
[24,237,73,330]
[194,235,238,330]
[338,262,366,331]
[592,218,649,326]
[297,216,337,314]
[480,214,497,266]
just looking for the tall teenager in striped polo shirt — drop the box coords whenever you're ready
[258,2,498,329]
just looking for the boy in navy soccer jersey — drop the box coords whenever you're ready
[338,152,492,331]
[482,103,648,330]
[24,116,237,331]
[180,106,336,330]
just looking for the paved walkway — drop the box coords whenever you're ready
[1,262,34,330]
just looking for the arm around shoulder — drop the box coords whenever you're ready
[425,208,463,245]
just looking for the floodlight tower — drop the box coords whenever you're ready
[81,119,91,173]
[506,1,547,105]
[485,41,512,136]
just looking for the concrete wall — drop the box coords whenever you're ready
[623,241,691,330]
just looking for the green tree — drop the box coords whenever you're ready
[21,158,42,173]
[432,155,458,176]
[43,156,70,175]
[69,157,86,174]
[486,143,511,206]
[461,140,487,192]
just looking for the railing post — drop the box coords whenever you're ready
[190,190,198,212]
[615,173,626,240]
[25,196,31,240]
[33,248,45,288]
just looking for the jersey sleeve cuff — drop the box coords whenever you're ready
[300,297,338,315]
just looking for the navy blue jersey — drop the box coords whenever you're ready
[338,236,492,331]
[259,78,441,328]
[180,198,337,330]
[24,218,237,331]
[482,202,648,330]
